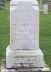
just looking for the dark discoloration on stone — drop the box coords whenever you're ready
[0,59,51,72]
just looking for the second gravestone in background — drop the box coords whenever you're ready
[43,4,48,14]
[6,0,44,68]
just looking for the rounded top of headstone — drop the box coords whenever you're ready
[10,0,38,5]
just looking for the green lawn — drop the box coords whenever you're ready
[40,12,51,69]
[0,2,51,69]
[0,2,10,59]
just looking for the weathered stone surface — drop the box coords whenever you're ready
[43,4,48,14]
[1,60,50,72]
[6,0,44,68]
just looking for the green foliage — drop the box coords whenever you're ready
[6,0,10,1]
[40,12,51,69]
[0,2,10,60]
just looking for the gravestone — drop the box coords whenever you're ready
[39,0,43,11]
[43,4,48,14]
[6,0,44,68]
[0,0,5,10]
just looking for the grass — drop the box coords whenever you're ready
[40,12,51,69]
[0,2,51,69]
[0,2,10,59]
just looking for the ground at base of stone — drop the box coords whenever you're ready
[0,59,51,72]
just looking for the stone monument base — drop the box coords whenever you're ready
[1,59,50,72]
[6,46,44,68]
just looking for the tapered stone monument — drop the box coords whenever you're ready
[6,0,44,68]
